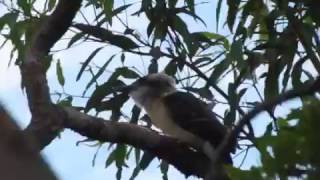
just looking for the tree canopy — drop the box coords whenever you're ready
[0,0,320,179]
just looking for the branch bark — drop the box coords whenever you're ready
[0,104,57,180]
[17,0,212,177]
[21,0,82,149]
[63,107,210,177]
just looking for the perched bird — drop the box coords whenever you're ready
[123,73,233,164]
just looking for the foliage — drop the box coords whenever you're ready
[0,0,320,179]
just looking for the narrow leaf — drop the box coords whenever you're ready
[67,32,84,48]
[139,151,155,170]
[76,47,104,81]
[226,0,240,31]
[216,0,223,32]
[56,59,65,86]
[85,55,115,90]
[112,4,132,16]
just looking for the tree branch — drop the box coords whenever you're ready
[63,107,210,178]
[214,77,320,173]
[232,77,319,148]
[0,104,57,180]
[21,0,82,149]
[17,1,217,178]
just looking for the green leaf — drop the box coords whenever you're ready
[216,0,223,32]
[115,144,127,167]
[120,53,125,63]
[209,59,229,84]
[106,144,127,180]
[57,96,73,107]
[185,0,195,13]
[105,144,127,168]
[160,160,169,180]
[147,22,155,37]
[164,60,177,75]
[115,67,140,79]
[103,0,114,24]
[225,83,237,125]
[301,23,314,48]
[130,166,141,180]
[92,144,102,167]
[116,168,122,180]
[175,8,206,26]
[281,63,293,92]
[48,0,56,11]
[67,32,84,48]
[238,88,247,99]
[112,4,132,16]
[56,59,65,86]
[94,91,129,114]
[85,80,126,112]
[141,0,152,10]
[76,47,104,81]
[130,105,141,124]
[148,59,158,73]
[0,12,19,30]
[264,62,281,101]
[85,55,115,90]
[75,25,133,47]
[169,0,178,8]
[193,57,211,67]
[292,60,304,89]
[134,148,141,165]
[105,151,116,168]
[172,15,189,38]
[191,31,229,49]
[17,0,31,16]
[197,32,226,40]
[226,0,240,31]
[139,151,155,170]
[200,87,213,99]
[176,56,186,71]
[154,23,167,41]
[229,39,243,63]
[108,34,139,50]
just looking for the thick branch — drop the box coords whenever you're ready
[21,0,82,149]
[0,104,57,180]
[74,24,255,137]
[63,107,210,178]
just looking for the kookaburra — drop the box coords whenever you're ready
[123,73,232,164]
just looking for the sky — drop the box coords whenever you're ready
[0,0,304,179]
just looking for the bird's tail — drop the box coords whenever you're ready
[202,142,233,165]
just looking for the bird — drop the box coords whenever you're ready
[122,73,233,164]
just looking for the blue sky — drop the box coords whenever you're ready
[0,0,305,179]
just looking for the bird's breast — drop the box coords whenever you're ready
[145,98,176,134]
[144,98,202,147]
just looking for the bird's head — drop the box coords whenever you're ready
[122,73,176,107]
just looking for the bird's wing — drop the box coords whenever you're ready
[162,91,227,148]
